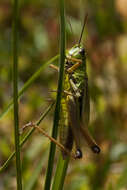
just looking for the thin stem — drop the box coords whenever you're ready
[13,0,22,188]
[44,0,66,189]
[52,155,69,190]
[0,55,59,120]
[0,103,54,172]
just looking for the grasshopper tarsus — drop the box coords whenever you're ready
[91,145,101,154]
[19,121,34,135]
[75,149,83,159]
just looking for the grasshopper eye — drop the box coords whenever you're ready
[79,48,85,56]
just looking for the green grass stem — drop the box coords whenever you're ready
[44,0,65,189]
[52,154,69,190]
[13,0,22,189]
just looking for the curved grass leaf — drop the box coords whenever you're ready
[0,55,59,120]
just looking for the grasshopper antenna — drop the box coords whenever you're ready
[67,17,76,45]
[78,13,88,45]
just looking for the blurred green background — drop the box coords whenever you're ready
[0,0,127,189]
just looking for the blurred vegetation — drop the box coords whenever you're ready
[0,0,127,189]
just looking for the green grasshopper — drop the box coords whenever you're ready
[59,15,100,159]
[22,15,100,159]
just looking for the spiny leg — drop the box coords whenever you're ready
[68,80,100,154]
[80,124,100,154]
[69,79,81,98]
[66,57,82,73]
[49,64,59,71]
[21,122,76,159]
[49,57,82,74]
[66,93,100,154]
[80,72,101,154]
[67,95,83,158]
[60,123,74,159]
[50,90,73,97]
[66,57,82,64]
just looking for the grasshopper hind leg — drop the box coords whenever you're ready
[65,124,83,159]
[61,125,73,159]
[67,95,83,159]
[80,125,101,154]
[60,124,82,159]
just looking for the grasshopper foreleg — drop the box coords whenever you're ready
[66,57,82,73]
[49,64,59,71]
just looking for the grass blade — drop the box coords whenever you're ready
[24,150,48,190]
[0,55,59,120]
[44,0,65,189]
[52,154,69,190]
[12,0,22,188]
[51,1,69,189]
[0,102,54,172]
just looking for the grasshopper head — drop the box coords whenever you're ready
[68,44,85,59]
[68,14,88,60]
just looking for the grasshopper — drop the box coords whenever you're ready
[22,15,100,159]
[58,15,100,159]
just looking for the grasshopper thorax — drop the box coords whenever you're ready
[65,44,86,73]
[68,44,85,59]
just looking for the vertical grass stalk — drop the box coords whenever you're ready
[52,154,69,190]
[44,0,65,189]
[13,0,22,189]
